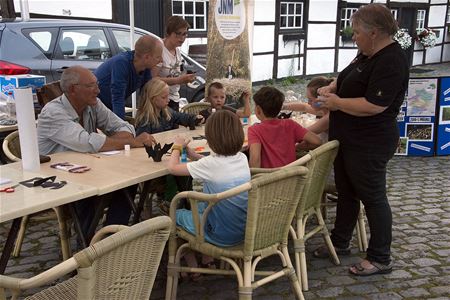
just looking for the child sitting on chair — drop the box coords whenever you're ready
[168,110,250,275]
[135,78,203,135]
[199,81,251,121]
[248,86,322,168]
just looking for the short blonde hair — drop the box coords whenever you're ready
[135,78,171,127]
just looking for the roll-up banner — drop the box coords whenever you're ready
[206,0,254,108]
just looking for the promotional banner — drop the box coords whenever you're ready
[436,77,450,155]
[206,0,254,107]
[395,78,437,156]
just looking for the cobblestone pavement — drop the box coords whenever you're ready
[1,155,449,299]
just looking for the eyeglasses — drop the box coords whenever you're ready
[175,31,188,37]
[74,81,99,89]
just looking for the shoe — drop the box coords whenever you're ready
[349,260,392,276]
[313,245,351,258]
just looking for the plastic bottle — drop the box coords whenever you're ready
[6,91,16,120]
[180,147,188,163]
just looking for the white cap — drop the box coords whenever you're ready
[124,144,131,151]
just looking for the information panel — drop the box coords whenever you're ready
[436,77,450,155]
[395,78,437,156]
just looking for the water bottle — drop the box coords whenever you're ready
[6,91,16,120]
[180,147,188,163]
[242,116,248,125]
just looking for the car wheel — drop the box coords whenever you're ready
[191,90,205,103]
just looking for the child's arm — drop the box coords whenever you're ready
[236,91,251,118]
[283,102,324,116]
[248,143,262,168]
[167,136,191,176]
[307,113,329,134]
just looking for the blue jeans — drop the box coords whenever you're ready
[331,147,394,265]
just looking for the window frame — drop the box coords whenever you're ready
[279,1,304,30]
[340,7,358,30]
[416,9,426,30]
[172,0,208,32]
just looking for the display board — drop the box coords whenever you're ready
[395,78,438,156]
[436,77,450,155]
[206,0,254,107]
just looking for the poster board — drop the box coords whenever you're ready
[395,78,437,156]
[436,77,450,155]
[206,0,254,108]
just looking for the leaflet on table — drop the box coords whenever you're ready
[50,162,90,173]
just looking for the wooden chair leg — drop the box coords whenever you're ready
[12,215,29,257]
[53,207,71,260]
[357,205,368,252]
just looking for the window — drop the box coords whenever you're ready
[22,28,58,59]
[280,1,304,29]
[172,0,208,31]
[112,30,145,53]
[447,6,450,23]
[416,9,426,30]
[29,31,52,51]
[341,7,358,29]
[58,29,111,61]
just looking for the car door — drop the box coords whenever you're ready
[50,27,113,81]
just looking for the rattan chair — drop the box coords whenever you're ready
[250,140,340,291]
[166,166,308,300]
[2,130,20,162]
[0,216,171,300]
[36,81,63,107]
[2,131,71,261]
[179,102,210,115]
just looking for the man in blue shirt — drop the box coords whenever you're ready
[95,35,163,119]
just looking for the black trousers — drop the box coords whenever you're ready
[74,185,135,242]
[330,146,394,265]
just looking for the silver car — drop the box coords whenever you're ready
[0,18,206,102]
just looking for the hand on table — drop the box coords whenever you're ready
[135,132,156,147]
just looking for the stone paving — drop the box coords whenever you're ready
[1,155,449,299]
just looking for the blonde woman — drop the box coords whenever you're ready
[135,78,202,134]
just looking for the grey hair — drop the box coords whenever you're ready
[59,66,81,93]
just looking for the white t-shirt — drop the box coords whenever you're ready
[157,46,182,102]
[182,152,251,246]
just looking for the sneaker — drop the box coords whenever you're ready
[313,245,351,258]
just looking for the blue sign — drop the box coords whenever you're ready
[436,77,450,155]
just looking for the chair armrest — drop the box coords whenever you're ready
[0,258,78,291]
[169,182,252,240]
[250,167,281,175]
[90,224,129,245]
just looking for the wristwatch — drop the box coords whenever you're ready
[171,144,183,153]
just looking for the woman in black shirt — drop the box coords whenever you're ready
[313,4,409,276]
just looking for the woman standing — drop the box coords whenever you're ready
[313,4,409,275]
[152,16,196,111]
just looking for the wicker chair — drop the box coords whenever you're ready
[36,81,63,107]
[0,216,171,300]
[2,130,20,162]
[2,131,71,261]
[250,140,340,291]
[179,102,210,115]
[166,166,308,300]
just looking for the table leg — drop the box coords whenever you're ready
[68,204,87,249]
[0,218,22,274]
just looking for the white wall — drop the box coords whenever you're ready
[278,38,304,56]
[253,0,275,22]
[413,51,423,65]
[252,54,274,81]
[430,0,448,4]
[428,5,447,27]
[306,49,335,74]
[254,25,275,53]
[425,46,443,63]
[308,0,338,21]
[13,0,112,19]
[307,24,336,48]
[278,57,303,77]
[338,49,358,71]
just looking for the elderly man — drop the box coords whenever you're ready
[95,34,163,119]
[37,65,155,244]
